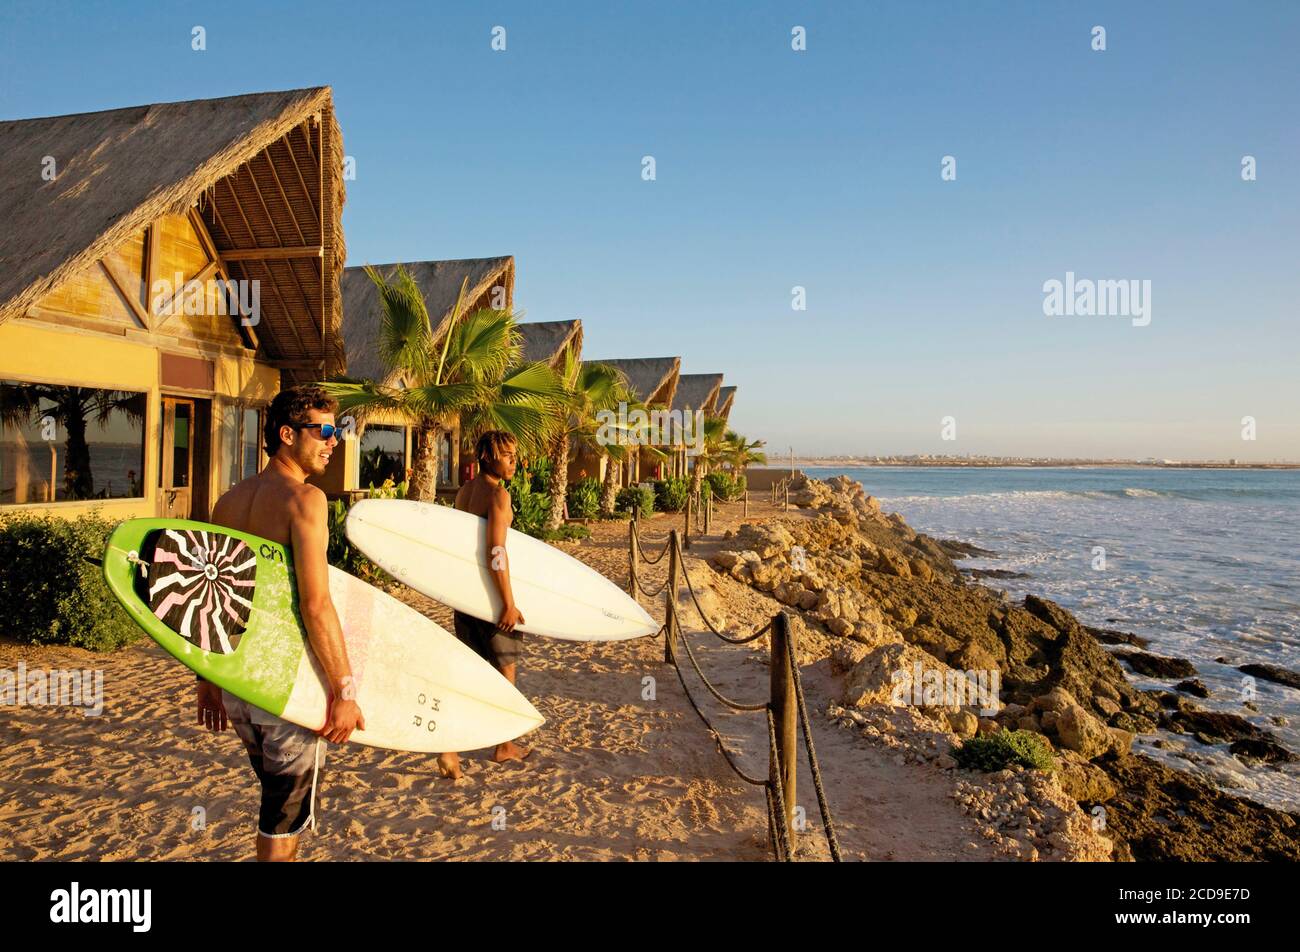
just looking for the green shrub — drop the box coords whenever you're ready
[507,466,552,537]
[526,457,553,494]
[615,485,654,519]
[540,524,591,543]
[706,471,741,501]
[699,479,713,503]
[364,478,407,500]
[736,474,747,496]
[0,512,139,651]
[653,477,689,512]
[566,477,601,520]
[600,509,633,521]
[953,730,1055,772]
[327,499,390,583]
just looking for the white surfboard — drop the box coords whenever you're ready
[103,518,543,754]
[345,499,660,642]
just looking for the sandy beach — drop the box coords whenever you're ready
[1,494,1055,862]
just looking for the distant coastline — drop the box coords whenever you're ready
[766,458,1300,470]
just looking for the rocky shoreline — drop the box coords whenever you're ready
[705,474,1300,861]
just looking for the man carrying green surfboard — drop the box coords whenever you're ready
[199,385,365,861]
[437,430,532,779]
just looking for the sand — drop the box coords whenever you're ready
[0,497,1002,861]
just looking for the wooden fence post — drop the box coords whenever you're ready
[684,493,692,550]
[664,529,680,664]
[628,516,638,599]
[770,611,797,847]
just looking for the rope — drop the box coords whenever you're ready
[671,534,772,645]
[766,708,792,862]
[786,630,842,862]
[668,650,768,787]
[633,530,670,565]
[675,621,769,712]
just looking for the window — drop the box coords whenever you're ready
[1,380,147,505]
[359,424,407,489]
[218,403,263,493]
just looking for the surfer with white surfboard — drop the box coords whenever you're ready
[203,386,366,861]
[437,431,533,779]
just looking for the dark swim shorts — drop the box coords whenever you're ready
[223,690,324,838]
[453,610,523,669]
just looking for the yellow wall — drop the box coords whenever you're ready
[1,320,280,520]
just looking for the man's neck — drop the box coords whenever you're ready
[480,470,501,488]
[268,453,309,484]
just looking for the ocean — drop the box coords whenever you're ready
[803,465,1300,811]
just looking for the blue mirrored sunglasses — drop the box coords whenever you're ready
[294,423,339,440]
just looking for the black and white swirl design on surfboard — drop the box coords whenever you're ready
[146,529,257,654]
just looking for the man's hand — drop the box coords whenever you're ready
[321,696,365,744]
[498,603,525,634]
[197,681,227,732]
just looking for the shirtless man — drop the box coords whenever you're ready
[198,385,365,861]
[436,431,532,779]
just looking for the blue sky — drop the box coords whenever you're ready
[3,1,1297,459]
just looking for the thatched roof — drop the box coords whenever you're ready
[589,356,681,407]
[518,319,582,368]
[340,257,514,384]
[715,386,737,422]
[0,87,347,383]
[672,373,724,415]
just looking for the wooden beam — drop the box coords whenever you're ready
[99,257,150,330]
[188,205,259,351]
[220,245,323,261]
[223,175,308,358]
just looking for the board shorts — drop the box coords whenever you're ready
[453,610,523,670]
[222,690,325,839]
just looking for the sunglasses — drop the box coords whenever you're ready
[293,423,339,441]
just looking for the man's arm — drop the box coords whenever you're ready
[486,486,524,633]
[290,486,365,742]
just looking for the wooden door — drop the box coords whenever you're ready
[158,397,195,519]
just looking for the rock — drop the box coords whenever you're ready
[1239,663,1300,691]
[1108,727,1136,756]
[1176,679,1210,698]
[1055,760,1118,802]
[841,642,952,709]
[1229,738,1297,765]
[800,572,826,592]
[1084,626,1150,648]
[1168,708,1281,747]
[677,564,727,631]
[796,590,820,611]
[1113,650,1197,679]
[976,718,999,735]
[877,550,913,579]
[1030,687,1080,715]
[772,580,805,608]
[830,641,872,674]
[909,558,934,583]
[1057,704,1113,759]
[1095,697,1121,718]
[710,550,744,570]
[946,710,979,737]
[826,617,854,638]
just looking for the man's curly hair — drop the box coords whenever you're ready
[475,430,517,472]
[264,385,339,456]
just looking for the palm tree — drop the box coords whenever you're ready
[687,414,729,495]
[320,266,564,501]
[724,430,767,477]
[541,356,625,531]
[0,384,145,500]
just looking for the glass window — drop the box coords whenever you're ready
[219,403,263,494]
[359,424,406,489]
[242,408,262,478]
[1,380,147,505]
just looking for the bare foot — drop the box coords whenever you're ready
[437,752,463,780]
[491,741,532,764]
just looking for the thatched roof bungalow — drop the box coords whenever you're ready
[0,87,346,520]
[715,385,737,423]
[583,356,681,484]
[517,319,582,369]
[325,256,515,494]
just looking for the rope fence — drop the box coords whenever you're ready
[624,508,841,862]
